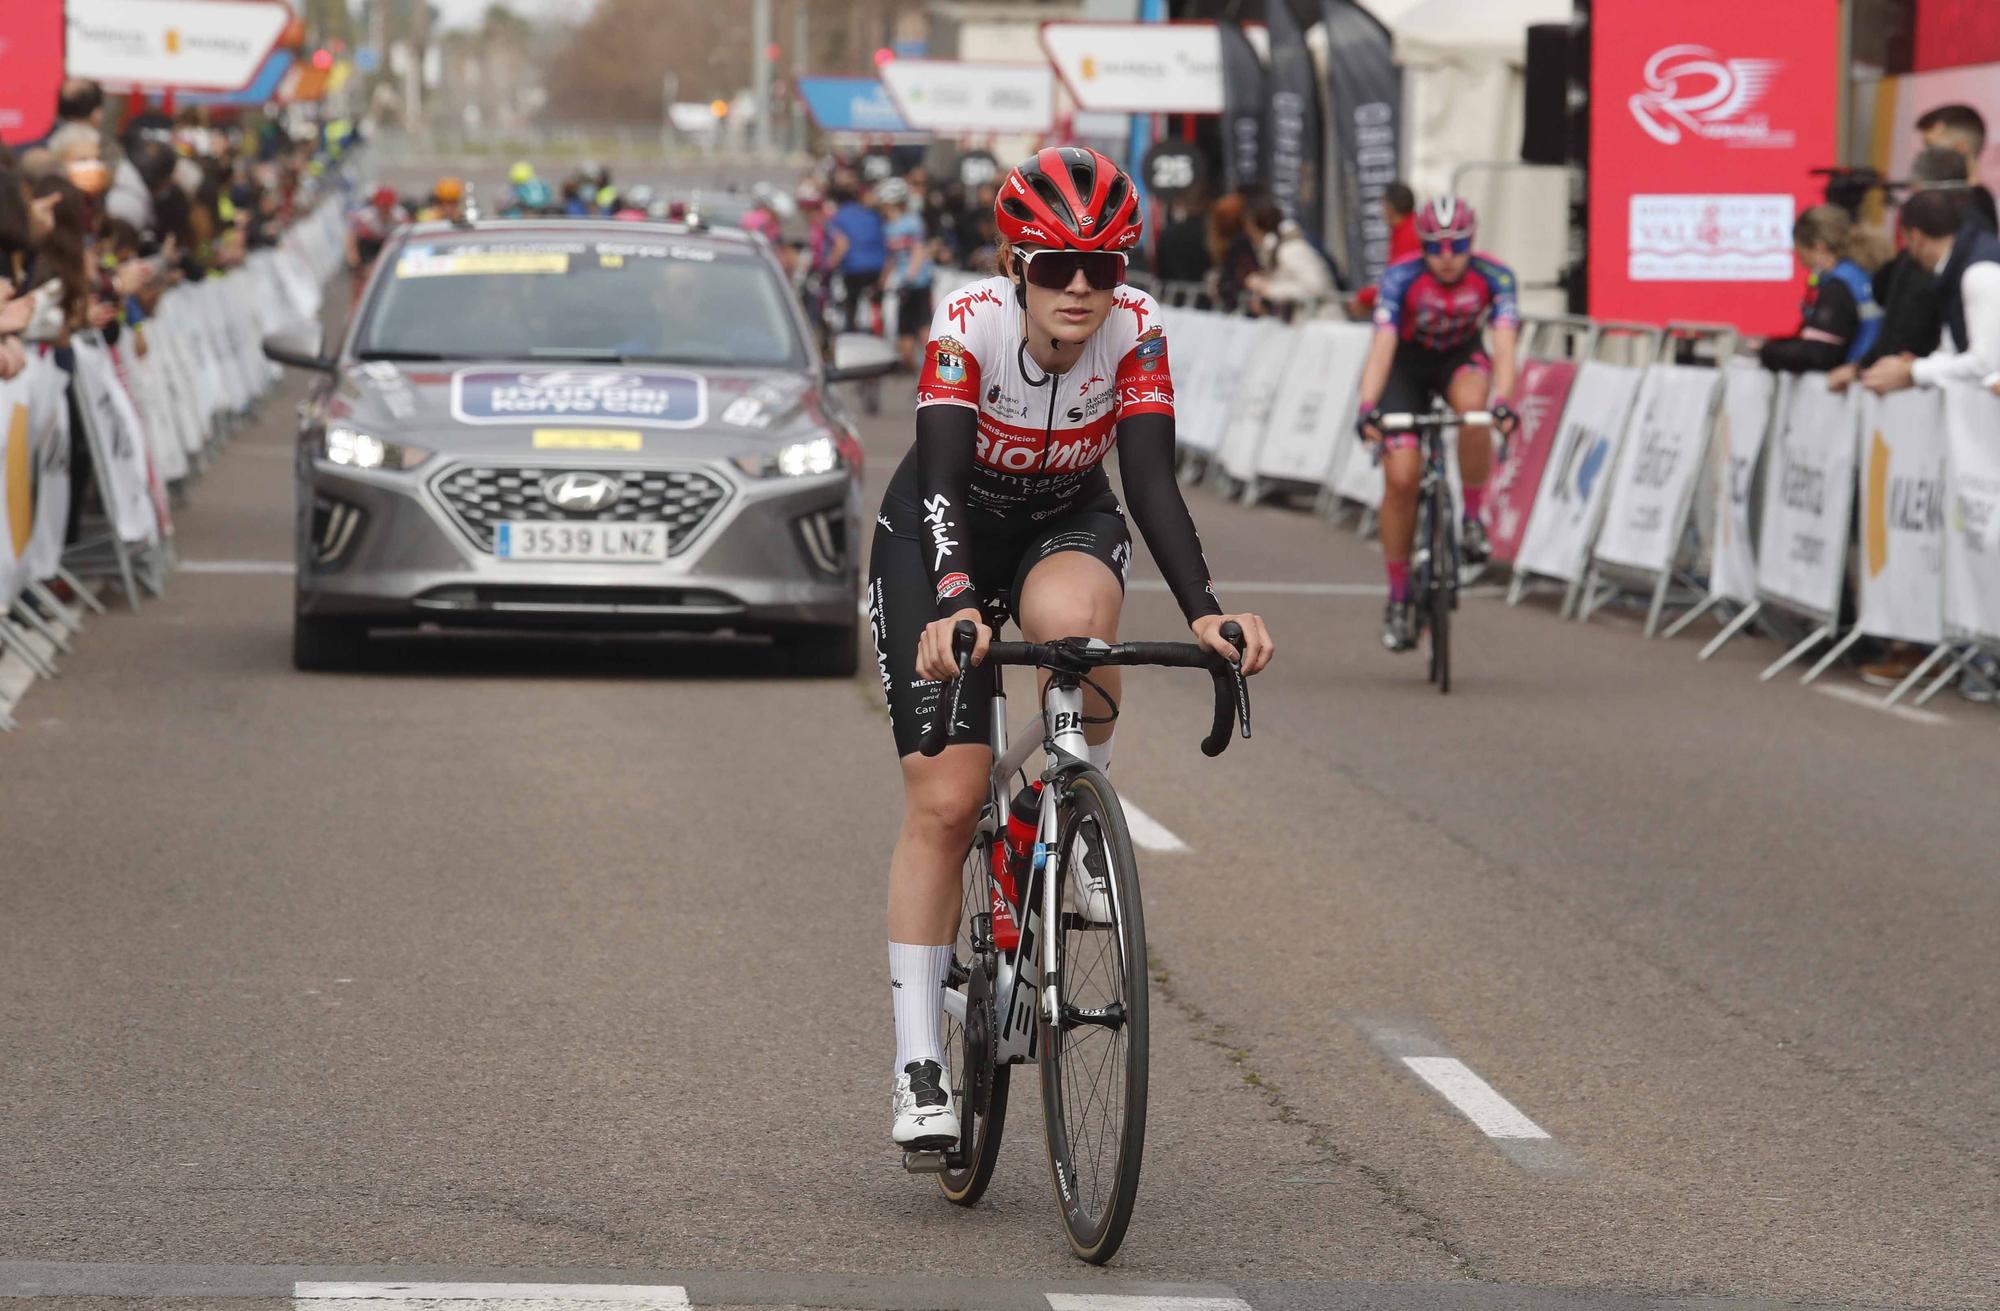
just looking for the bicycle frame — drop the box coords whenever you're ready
[939,671,1093,1067]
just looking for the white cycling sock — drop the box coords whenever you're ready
[889,940,952,1074]
[1086,735,1114,774]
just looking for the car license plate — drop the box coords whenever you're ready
[495,521,667,563]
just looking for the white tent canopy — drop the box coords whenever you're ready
[1375,0,1572,313]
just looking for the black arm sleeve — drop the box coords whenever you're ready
[1115,412,1222,624]
[915,403,979,619]
[1758,277,1857,373]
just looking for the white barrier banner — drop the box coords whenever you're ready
[1216,321,1297,482]
[71,336,160,546]
[1855,388,1945,644]
[1255,321,1373,486]
[1182,317,1263,458]
[1593,364,1719,574]
[1942,382,2000,646]
[117,334,188,483]
[1707,365,1777,605]
[1161,307,1224,455]
[1755,376,1857,621]
[1512,361,1646,584]
[23,356,71,583]
[0,371,32,611]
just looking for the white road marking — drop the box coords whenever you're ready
[1120,797,1190,853]
[1813,683,1951,727]
[295,1283,690,1309]
[1129,579,1506,599]
[181,559,296,575]
[1402,1056,1551,1140]
[1047,1296,1252,1311]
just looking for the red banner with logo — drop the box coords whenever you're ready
[0,0,65,146]
[1589,0,1841,337]
[1486,358,1578,564]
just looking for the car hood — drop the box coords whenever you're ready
[324,360,836,460]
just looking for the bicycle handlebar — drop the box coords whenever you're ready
[918,620,1252,760]
[1377,409,1495,431]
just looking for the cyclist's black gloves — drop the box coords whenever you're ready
[1356,405,1384,442]
[1490,400,1520,437]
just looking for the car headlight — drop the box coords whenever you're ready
[322,425,433,471]
[733,436,842,479]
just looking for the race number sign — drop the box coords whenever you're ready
[1593,364,1720,575]
[1488,358,1578,564]
[451,368,708,428]
[1512,361,1646,584]
[1941,383,2000,646]
[1144,142,1205,204]
[1854,389,1945,644]
[1755,376,1857,621]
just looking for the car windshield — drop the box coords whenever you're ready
[357,235,802,368]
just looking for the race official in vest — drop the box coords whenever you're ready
[1862,188,2000,396]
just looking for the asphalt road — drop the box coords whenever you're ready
[2,299,1997,1310]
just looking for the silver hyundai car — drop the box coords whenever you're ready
[263,219,893,673]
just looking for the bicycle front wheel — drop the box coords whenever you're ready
[1430,483,1454,694]
[1038,767,1148,1264]
[939,831,1009,1206]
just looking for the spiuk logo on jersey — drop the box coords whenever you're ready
[923,494,959,568]
[946,286,1002,332]
[1114,292,1150,334]
[933,335,967,385]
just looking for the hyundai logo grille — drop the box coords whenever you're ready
[541,471,622,513]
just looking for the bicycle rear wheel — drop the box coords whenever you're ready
[1038,767,1148,1264]
[939,829,1009,1205]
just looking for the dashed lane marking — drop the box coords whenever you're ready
[1813,683,1951,727]
[1120,797,1190,853]
[1401,1057,1550,1140]
[1047,1296,1252,1311]
[181,559,296,575]
[296,1284,690,1309]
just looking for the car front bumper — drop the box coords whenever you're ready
[296,454,861,632]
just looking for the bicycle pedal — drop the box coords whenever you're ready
[901,1149,950,1174]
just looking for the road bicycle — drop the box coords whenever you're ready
[1378,407,1495,696]
[909,618,1251,1263]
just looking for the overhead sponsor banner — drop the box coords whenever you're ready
[878,61,1054,135]
[795,77,912,136]
[1320,0,1402,291]
[1263,0,1323,241]
[67,0,292,93]
[1855,389,1945,645]
[1217,322,1299,482]
[1512,361,1646,584]
[179,50,295,107]
[1041,21,1226,114]
[451,368,709,429]
[1593,364,1721,574]
[1217,21,1266,192]
[71,336,160,546]
[1708,364,1777,605]
[1755,375,1857,620]
[1488,358,1578,564]
[1941,383,2000,647]
[1255,322,1373,486]
[1589,0,1841,336]
[0,0,65,146]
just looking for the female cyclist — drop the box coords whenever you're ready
[866,147,1275,1149]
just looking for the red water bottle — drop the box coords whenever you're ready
[988,781,1043,951]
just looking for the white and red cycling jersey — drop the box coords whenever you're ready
[911,275,1173,515]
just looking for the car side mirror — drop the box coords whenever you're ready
[826,331,898,383]
[263,326,335,373]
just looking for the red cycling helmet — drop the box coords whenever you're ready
[371,184,399,209]
[1414,194,1477,242]
[994,146,1142,253]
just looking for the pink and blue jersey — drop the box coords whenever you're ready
[1371,253,1521,353]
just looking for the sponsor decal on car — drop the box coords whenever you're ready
[451,368,708,428]
[396,251,571,278]
[532,428,644,451]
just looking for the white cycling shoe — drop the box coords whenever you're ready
[891,1059,960,1150]
[1063,840,1114,924]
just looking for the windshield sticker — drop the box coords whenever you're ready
[452,368,708,428]
[594,240,723,263]
[397,251,571,278]
[533,428,643,451]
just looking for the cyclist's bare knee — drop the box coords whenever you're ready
[1017,554,1123,642]
[1382,449,1423,500]
[898,747,988,843]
